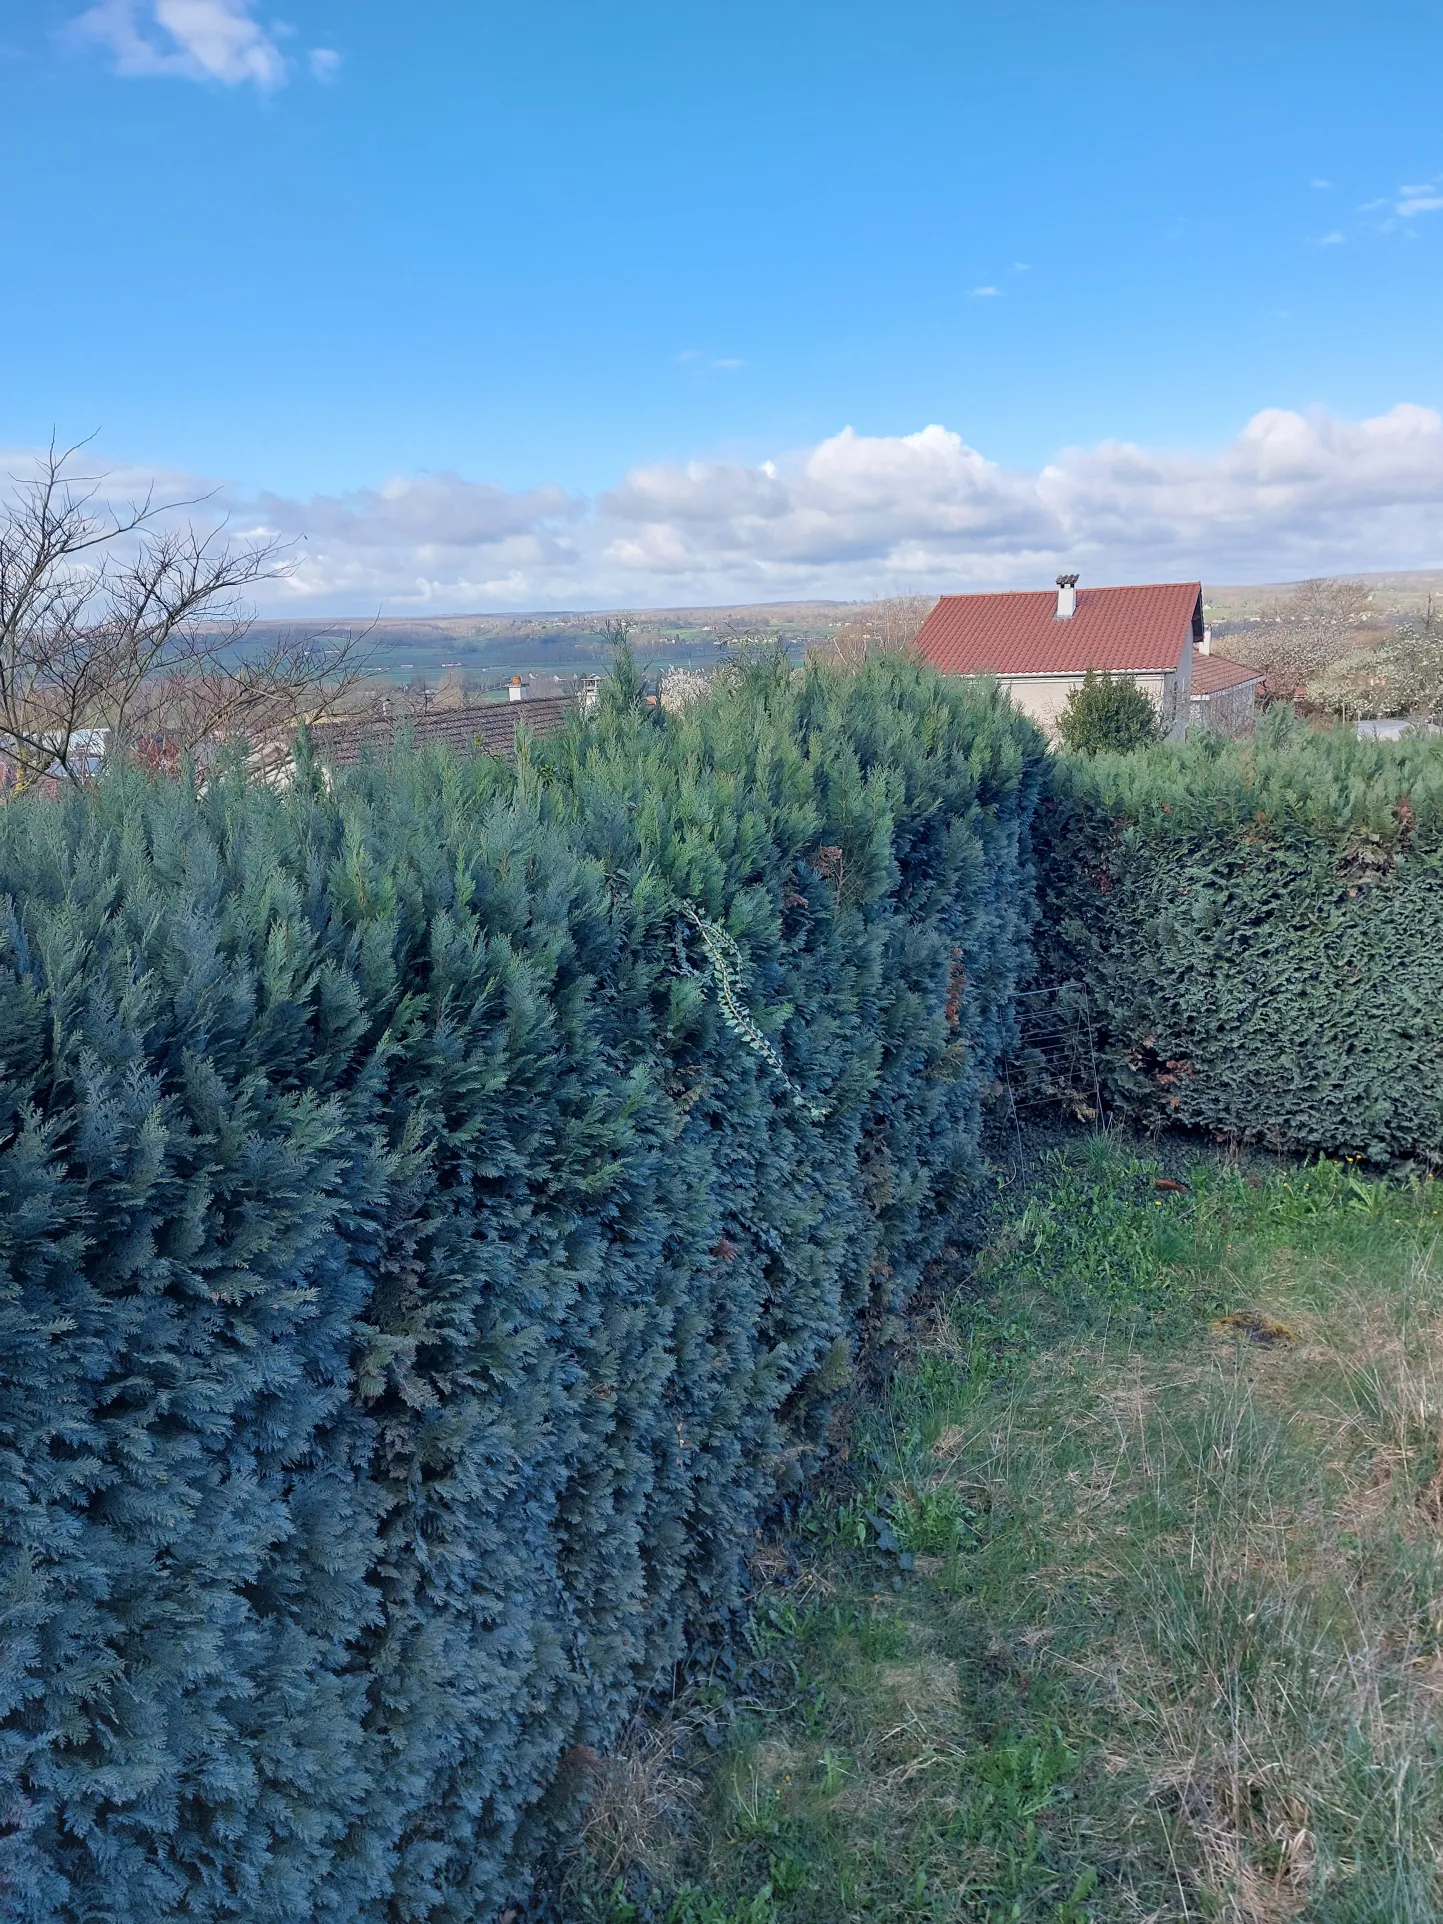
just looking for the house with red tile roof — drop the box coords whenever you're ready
[913,576,1203,739]
[1188,645,1265,736]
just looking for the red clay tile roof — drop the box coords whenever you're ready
[313,695,576,767]
[914,582,1202,677]
[1189,650,1265,696]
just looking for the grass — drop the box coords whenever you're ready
[561,1144,1443,1924]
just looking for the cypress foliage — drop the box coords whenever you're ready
[0,655,1041,1920]
[1031,719,1443,1161]
[1054,669,1163,755]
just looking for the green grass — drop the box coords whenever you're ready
[565,1146,1443,1923]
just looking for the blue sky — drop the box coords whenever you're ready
[4,0,1443,609]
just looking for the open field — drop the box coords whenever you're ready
[560,1146,1443,1923]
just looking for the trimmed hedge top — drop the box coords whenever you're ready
[1057,715,1443,842]
[1032,719,1443,1163]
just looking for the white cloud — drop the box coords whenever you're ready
[251,472,587,602]
[1316,230,1345,245]
[1377,182,1443,219]
[7,406,1443,611]
[308,45,341,81]
[970,285,1001,298]
[1031,406,1443,579]
[70,0,287,89]
[589,405,1443,601]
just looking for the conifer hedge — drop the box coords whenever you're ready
[0,654,1041,1921]
[1031,722,1443,1162]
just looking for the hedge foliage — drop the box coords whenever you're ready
[1031,719,1443,1162]
[0,653,1041,1921]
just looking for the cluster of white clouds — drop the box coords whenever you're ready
[8,406,1441,611]
[252,473,588,610]
[13,404,1434,614]
[1311,175,1443,243]
[70,0,338,90]
[1395,183,1443,219]
[587,406,1443,605]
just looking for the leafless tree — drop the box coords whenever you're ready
[0,441,370,783]
[706,614,777,650]
[828,593,936,667]
[1224,577,1375,699]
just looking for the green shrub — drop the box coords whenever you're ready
[1030,718,1443,1161]
[1055,669,1163,755]
[0,652,1041,1920]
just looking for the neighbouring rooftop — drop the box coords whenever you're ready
[1189,650,1265,696]
[310,694,577,767]
[914,581,1204,677]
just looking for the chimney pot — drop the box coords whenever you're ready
[509,676,525,703]
[1055,573,1079,619]
[1199,625,1212,656]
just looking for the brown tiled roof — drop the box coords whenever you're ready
[1189,650,1265,696]
[914,582,1202,676]
[313,695,576,768]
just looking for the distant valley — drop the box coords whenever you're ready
[248,571,1443,687]
[245,601,854,687]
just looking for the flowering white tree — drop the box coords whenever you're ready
[1226,577,1374,698]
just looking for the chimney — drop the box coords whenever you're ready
[1199,625,1212,656]
[1055,573,1079,620]
[508,676,525,703]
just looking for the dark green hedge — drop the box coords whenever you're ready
[1031,722,1443,1162]
[0,654,1041,1921]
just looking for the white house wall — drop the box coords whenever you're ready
[997,670,1187,741]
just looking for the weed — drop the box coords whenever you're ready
[892,1484,981,1556]
[666,1885,779,1924]
[855,1613,907,1662]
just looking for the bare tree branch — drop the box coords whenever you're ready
[0,442,371,783]
[827,593,936,667]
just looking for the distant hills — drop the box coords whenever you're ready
[245,601,854,685]
[1204,568,1443,623]
[250,573,1443,684]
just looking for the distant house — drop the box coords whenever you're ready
[913,576,1203,739]
[0,727,111,794]
[1188,645,1264,735]
[309,693,577,769]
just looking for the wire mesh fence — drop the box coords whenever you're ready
[995,982,1106,1180]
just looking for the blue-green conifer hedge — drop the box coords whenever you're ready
[0,654,1041,1920]
[1031,723,1443,1162]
